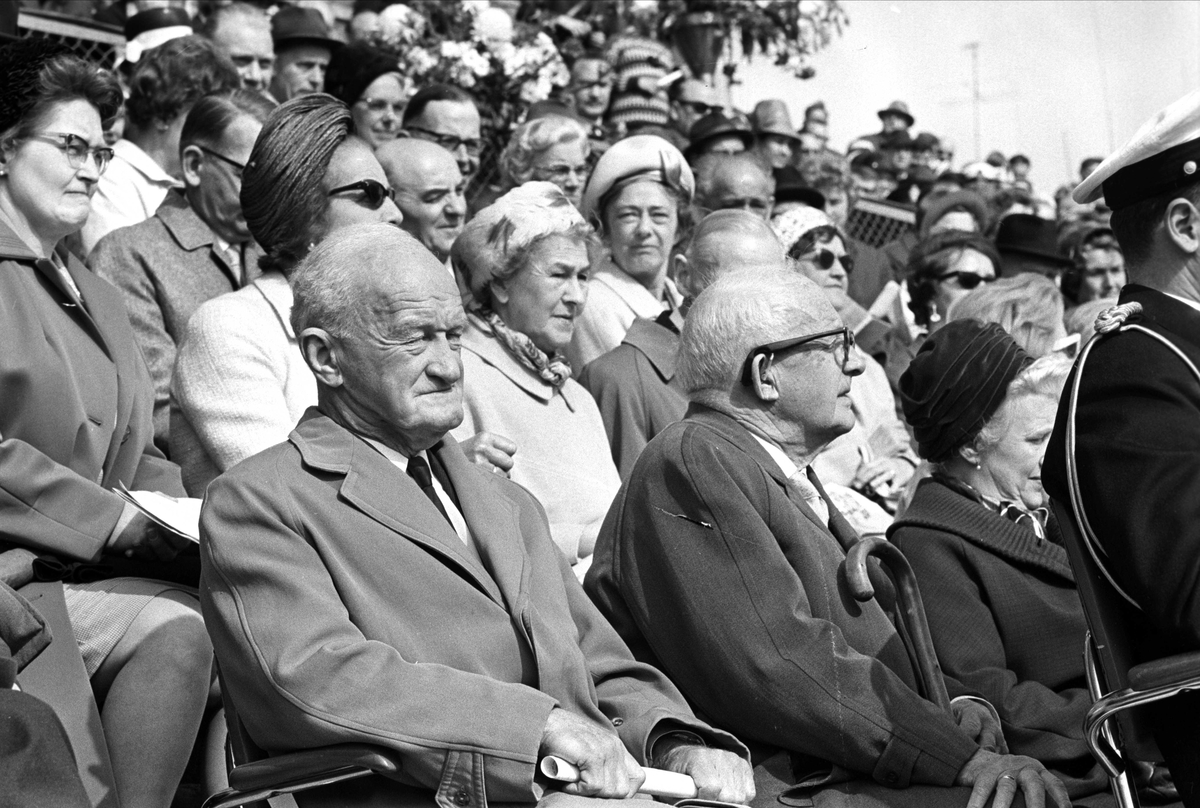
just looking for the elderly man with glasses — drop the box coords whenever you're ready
[402,84,484,185]
[586,268,1070,808]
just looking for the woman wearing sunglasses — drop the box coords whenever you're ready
[773,207,917,525]
[172,93,403,494]
[0,40,215,807]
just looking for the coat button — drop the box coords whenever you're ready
[453,789,471,806]
[612,717,624,727]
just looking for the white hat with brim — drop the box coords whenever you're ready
[580,134,694,225]
[1074,88,1200,209]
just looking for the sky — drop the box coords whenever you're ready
[729,0,1200,190]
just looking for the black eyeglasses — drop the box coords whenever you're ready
[28,132,114,174]
[936,270,995,290]
[405,126,482,157]
[196,144,245,173]
[806,249,853,273]
[685,102,719,116]
[740,326,855,386]
[327,179,395,209]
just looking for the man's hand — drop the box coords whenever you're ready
[540,708,644,799]
[956,749,1070,808]
[952,698,1007,754]
[655,743,755,805]
[108,507,188,561]
[459,431,517,476]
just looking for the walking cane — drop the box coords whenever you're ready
[843,536,952,713]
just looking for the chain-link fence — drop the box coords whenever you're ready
[846,197,916,248]
[17,8,124,70]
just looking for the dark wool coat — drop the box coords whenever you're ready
[586,405,997,808]
[889,477,1108,798]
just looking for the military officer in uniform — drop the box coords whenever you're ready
[1044,89,1200,806]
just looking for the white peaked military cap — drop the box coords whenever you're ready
[1075,88,1200,209]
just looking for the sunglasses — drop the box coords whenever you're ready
[327,179,395,209]
[936,270,995,290]
[740,327,855,386]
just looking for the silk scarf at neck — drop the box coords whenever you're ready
[478,309,572,389]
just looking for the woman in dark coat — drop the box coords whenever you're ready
[889,320,1112,799]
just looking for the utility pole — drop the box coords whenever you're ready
[965,41,981,160]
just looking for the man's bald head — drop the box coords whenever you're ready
[293,223,467,453]
[694,152,775,219]
[376,138,467,262]
[677,209,784,300]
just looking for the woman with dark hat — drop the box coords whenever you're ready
[323,41,407,151]
[0,38,213,807]
[888,319,1114,800]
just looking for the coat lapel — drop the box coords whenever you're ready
[293,413,506,606]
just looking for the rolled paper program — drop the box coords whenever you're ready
[539,756,699,800]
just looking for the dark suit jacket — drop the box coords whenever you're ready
[585,405,979,797]
[578,317,687,480]
[0,220,183,562]
[890,478,1106,797]
[89,190,262,448]
[1044,284,1200,659]
[200,410,746,808]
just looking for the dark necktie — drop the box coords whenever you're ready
[407,455,453,527]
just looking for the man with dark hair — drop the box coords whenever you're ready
[90,90,273,448]
[1045,90,1200,806]
[668,78,720,141]
[268,5,338,102]
[80,35,239,254]
[202,1,275,95]
[402,84,483,182]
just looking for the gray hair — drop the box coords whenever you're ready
[693,151,774,208]
[972,353,1071,455]
[678,267,822,397]
[499,115,590,190]
[950,273,1064,358]
[684,210,782,293]
[291,223,426,340]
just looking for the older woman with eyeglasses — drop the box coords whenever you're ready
[171,93,403,494]
[0,39,214,808]
[774,208,917,521]
[498,114,591,208]
[323,41,407,151]
[452,182,620,577]
[571,134,694,370]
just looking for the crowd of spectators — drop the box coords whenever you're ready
[7,2,1193,808]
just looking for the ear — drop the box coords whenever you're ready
[1165,197,1200,255]
[957,441,982,468]
[490,279,511,307]
[299,327,343,388]
[748,353,780,403]
[673,253,694,299]
[180,145,204,189]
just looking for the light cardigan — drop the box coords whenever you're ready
[170,272,315,496]
[454,316,621,572]
[567,255,683,371]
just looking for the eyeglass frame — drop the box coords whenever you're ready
[327,179,396,209]
[404,125,482,157]
[790,245,854,274]
[358,97,405,116]
[532,162,590,183]
[194,144,245,173]
[25,132,114,175]
[740,326,855,387]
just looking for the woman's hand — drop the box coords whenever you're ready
[459,431,517,476]
[853,457,915,496]
[108,507,189,561]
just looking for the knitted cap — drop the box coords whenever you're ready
[324,42,400,107]
[0,38,72,134]
[899,319,1032,462]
